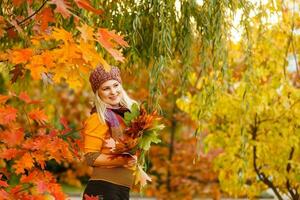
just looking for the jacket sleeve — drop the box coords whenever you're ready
[82,113,108,166]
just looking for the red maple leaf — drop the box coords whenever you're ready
[0,175,8,187]
[28,108,48,124]
[84,194,99,200]
[0,106,18,125]
[0,189,9,199]
[95,28,129,62]
[7,29,17,39]
[60,117,71,134]
[9,65,24,83]
[18,91,41,104]
[49,0,72,18]
[36,180,48,193]
[74,0,103,15]
[36,7,55,31]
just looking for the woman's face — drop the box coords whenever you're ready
[97,80,123,106]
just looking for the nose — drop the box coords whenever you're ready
[110,87,117,95]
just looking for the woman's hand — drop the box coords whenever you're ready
[123,154,137,168]
[103,137,139,154]
[92,153,137,168]
[115,137,139,153]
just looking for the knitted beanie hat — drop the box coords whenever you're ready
[89,65,122,93]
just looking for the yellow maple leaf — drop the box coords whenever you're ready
[52,27,74,43]
[77,24,94,42]
[25,55,48,80]
[134,165,152,187]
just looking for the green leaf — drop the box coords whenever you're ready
[138,131,161,151]
[8,173,21,186]
[70,131,81,139]
[124,103,140,125]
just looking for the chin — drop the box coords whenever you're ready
[110,100,121,106]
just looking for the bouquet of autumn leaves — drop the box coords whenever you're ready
[115,103,164,187]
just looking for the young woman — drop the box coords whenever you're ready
[82,65,138,200]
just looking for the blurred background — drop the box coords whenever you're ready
[0,0,299,199]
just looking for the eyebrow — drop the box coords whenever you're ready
[101,82,119,89]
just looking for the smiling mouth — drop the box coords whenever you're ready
[109,96,118,100]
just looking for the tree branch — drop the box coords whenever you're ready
[5,0,48,31]
[167,102,177,192]
[286,147,297,200]
[251,114,283,200]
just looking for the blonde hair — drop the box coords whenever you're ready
[94,87,138,124]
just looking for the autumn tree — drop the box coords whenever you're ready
[0,0,129,199]
[177,0,300,199]
[97,1,248,198]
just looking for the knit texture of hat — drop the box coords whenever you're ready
[89,65,122,93]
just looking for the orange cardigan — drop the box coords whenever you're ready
[82,113,135,188]
[83,113,108,154]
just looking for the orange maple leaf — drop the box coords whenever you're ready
[74,0,103,15]
[95,28,129,62]
[13,153,34,174]
[36,7,55,31]
[31,152,46,169]
[0,189,10,199]
[20,170,38,183]
[28,109,48,124]
[48,182,67,200]
[25,53,52,80]
[18,91,42,104]
[10,185,22,194]
[0,128,24,147]
[0,106,18,125]
[18,92,31,103]
[12,0,26,6]
[78,40,110,70]
[0,95,9,104]
[0,148,23,160]
[9,49,33,64]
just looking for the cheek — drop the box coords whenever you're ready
[98,91,109,99]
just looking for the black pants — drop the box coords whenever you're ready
[82,180,130,200]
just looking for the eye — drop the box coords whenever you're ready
[113,83,119,87]
[102,87,109,91]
